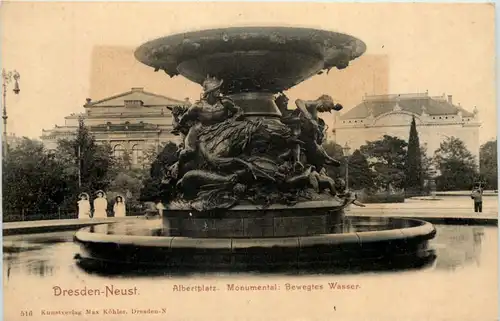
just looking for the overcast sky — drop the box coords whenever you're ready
[0,2,496,143]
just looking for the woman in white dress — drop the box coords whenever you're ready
[113,196,126,217]
[93,190,108,218]
[156,201,166,217]
[77,193,91,219]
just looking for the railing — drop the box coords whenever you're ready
[2,209,145,222]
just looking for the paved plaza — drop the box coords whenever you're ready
[351,195,498,217]
[2,196,498,235]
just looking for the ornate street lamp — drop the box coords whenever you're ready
[2,69,20,158]
[342,142,351,190]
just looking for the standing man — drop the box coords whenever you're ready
[471,184,483,213]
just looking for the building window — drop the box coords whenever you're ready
[113,144,124,159]
[131,144,143,165]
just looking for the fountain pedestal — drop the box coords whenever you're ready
[165,201,345,237]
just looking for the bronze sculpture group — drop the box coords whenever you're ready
[164,76,356,211]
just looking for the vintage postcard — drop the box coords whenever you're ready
[1,2,498,321]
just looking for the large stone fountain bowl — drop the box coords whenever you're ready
[134,26,366,95]
[73,216,437,273]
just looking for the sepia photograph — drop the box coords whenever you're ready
[1,2,498,321]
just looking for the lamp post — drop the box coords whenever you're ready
[342,142,351,190]
[2,69,20,158]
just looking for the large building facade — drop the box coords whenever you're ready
[332,92,481,162]
[41,87,188,165]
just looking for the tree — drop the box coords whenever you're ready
[360,135,408,191]
[108,169,145,208]
[149,142,179,180]
[142,143,165,166]
[433,136,478,191]
[479,139,497,189]
[114,148,133,171]
[347,149,375,190]
[2,138,68,214]
[420,144,433,182]
[54,118,114,207]
[140,141,179,202]
[404,117,424,195]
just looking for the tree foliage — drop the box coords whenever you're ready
[2,138,69,213]
[322,141,345,178]
[347,149,375,190]
[420,144,433,181]
[479,139,498,189]
[49,119,115,209]
[140,141,179,202]
[55,118,114,193]
[433,136,478,191]
[360,135,408,191]
[404,117,424,194]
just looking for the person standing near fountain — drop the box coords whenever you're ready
[77,193,91,219]
[93,191,108,218]
[156,200,166,217]
[113,196,126,217]
[471,184,483,213]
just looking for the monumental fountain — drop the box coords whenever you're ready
[74,27,436,272]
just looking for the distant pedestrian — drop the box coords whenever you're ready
[471,185,483,213]
[144,202,157,219]
[156,200,166,217]
[113,195,126,217]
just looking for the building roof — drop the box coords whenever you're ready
[340,93,475,120]
[85,87,188,107]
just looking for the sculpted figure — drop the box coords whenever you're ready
[169,76,244,173]
[275,93,303,168]
[159,89,354,210]
[294,94,343,171]
[309,167,337,196]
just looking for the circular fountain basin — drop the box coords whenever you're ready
[74,216,436,272]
